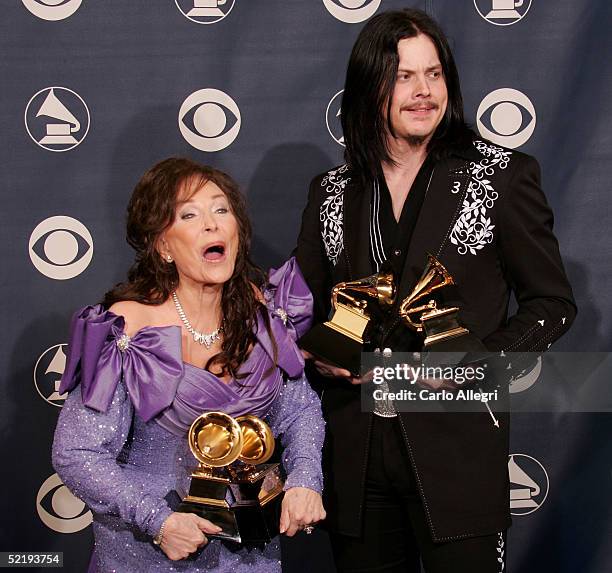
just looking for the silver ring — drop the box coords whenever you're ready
[303,525,315,535]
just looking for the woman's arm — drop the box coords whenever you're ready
[266,374,325,493]
[52,381,172,539]
[266,374,326,536]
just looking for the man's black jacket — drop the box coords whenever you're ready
[295,138,576,541]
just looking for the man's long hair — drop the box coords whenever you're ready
[341,9,473,183]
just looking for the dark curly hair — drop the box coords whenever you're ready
[103,157,272,378]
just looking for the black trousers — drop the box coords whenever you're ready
[330,416,506,573]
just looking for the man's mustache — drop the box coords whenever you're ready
[402,102,439,111]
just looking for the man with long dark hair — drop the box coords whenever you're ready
[296,9,576,572]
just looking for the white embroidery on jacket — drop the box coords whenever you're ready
[320,164,350,266]
[449,140,512,256]
[497,531,505,572]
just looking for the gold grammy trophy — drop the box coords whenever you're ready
[300,271,396,376]
[399,254,478,349]
[178,412,284,544]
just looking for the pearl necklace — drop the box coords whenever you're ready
[171,291,223,348]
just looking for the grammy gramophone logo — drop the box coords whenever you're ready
[473,0,533,26]
[175,0,236,25]
[326,89,344,147]
[508,454,549,516]
[24,87,90,152]
[34,344,68,407]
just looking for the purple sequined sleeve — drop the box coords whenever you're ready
[52,381,172,539]
[265,374,325,494]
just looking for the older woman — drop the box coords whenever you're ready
[52,158,325,571]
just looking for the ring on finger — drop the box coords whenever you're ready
[303,525,315,535]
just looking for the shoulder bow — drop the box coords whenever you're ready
[60,305,184,422]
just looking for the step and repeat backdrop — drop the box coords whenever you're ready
[1,1,611,572]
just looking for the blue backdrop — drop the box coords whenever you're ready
[1,1,610,571]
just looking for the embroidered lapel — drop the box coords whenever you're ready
[396,140,512,301]
[319,165,350,268]
[397,156,472,301]
[449,140,512,256]
[318,164,372,282]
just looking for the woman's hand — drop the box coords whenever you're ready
[279,487,326,537]
[158,512,222,561]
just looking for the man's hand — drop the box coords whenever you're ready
[279,487,326,537]
[301,350,365,384]
[159,512,222,561]
[415,375,461,392]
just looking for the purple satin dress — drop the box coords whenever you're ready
[52,259,324,573]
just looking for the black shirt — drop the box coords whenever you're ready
[369,155,434,277]
[368,155,435,350]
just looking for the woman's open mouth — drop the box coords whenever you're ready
[202,242,226,262]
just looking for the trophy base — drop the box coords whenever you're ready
[178,493,283,544]
[421,307,487,365]
[422,307,477,348]
[178,464,284,544]
[177,501,241,542]
[424,329,487,351]
[300,322,363,377]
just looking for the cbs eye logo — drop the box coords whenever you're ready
[179,88,241,152]
[37,473,92,533]
[22,0,82,21]
[508,454,549,516]
[477,88,536,149]
[175,0,236,25]
[34,344,68,407]
[322,0,381,23]
[326,90,345,147]
[29,216,94,280]
[25,87,90,152]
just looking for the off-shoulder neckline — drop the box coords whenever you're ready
[105,307,181,338]
[105,307,256,376]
